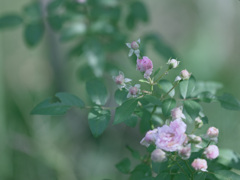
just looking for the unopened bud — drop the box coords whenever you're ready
[131,41,139,50]
[180,69,191,80]
[178,144,191,160]
[195,117,203,128]
[167,59,180,69]
[140,129,158,147]
[151,149,167,162]
[191,158,208,171]
[188,134,202,144]
[204,145,219,160]
[207,127,219,138]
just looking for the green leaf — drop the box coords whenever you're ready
[213,170,240,180]
[217,93,240,111]
[0,14,23,29]
[192,81,223,96]
[162,98,176,117]
[86,79,108,105]
[130,1,148,22]
[217,149,240,170]
[129,164,152,180]
[126,145,141,160]
[114,89,128,105]
[143,95,162,106]
[152,161,168,174]
[158,79,175,97]
[139,110,152,134]
[155,172,171,180]
[88,108,110,137]
[179,76,196,99]
[60,23,86,41]
[124,115,138,127]
[47,15,66,31]
[115,158,131,174]
[194,172,207,180]
[184,100,202,119]
[24,21,44,47]
[31,92,84,115]
[23,2,42,19]
[152,67,161,77]
[197,92,216,103]
[114,99,138,124]
[172,174,189,180]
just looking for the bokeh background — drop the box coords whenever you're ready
[0,0,240,179]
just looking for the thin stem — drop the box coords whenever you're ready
[155,68,169,83]
[170,156,190,179]
[150,105,157,129]
[162,81,180,99]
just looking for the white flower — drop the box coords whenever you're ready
[175,69,191,81]
[126,39,141,57]
[112,71,132,89]
[127,84,141,98]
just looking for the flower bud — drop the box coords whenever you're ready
[207,127,219,138]
[178,144,191,160]
[127,84,140,98]
[167,59,180,69]
[204,145,219,160]
[131,41,139,50]
[129,87,138,95]
[195,117,203,128]
[171,107,186,120]
[180,69,191,80]
[115,74,124,85]
[140,129,158,147]
[188,134,202,144]
[151,149,167,162]
[191,158,208,171]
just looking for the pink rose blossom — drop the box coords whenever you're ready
[191,158,208,171]
[178,144,191,160]
[136,56,153,79]
[171,107,186,120]
[140,129,158,147]
[155,119,187,152]
[204,145,219,160]
[151,149,167,162]
[207,127,219,138]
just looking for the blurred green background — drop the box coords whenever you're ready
[0,0,240,179]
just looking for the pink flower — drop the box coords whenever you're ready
[140,129,158,147]
[180,69,191,80]
[126,39,141,57]
[204,145,219,160]
[171,107,186,120]
[136,56,153,79]
[112,71,132,89]
[151,149,167,162]
[191,158,208,171]
[155,119,187,152]
[207,127,219,138]
[178,144,191,160]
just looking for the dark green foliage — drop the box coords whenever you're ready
[0,14,23,29]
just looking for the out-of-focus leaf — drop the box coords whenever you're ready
[162,98,176,117]
[31,92,85,115]
[126,145,141,160]
[124,115,138,127]
[179,76,196,99]
[77,64,95,81]
[217,149,240,170]
[88,108,110,137]
[193,173,207,180]
[86,79,108,105]
[142,95,162,106]
[23,2,42,20]
[24,21,44,47]
[158,79,175,97]
[197,92,216,103]
[184,100,202,119]
[213,170,240,180]
[114,89,128,105]
[47,0,64,14]
[155,172,171,180]
[152,161,168,174]
[143,33,176,60]
[60,23,86,41]
[192,81,223,96]
[114,99,138,124]
[115,158,131,174]
[129,164,151,180]
[48,15,66,31]
[0,14,23,29]
[217,93,240,111]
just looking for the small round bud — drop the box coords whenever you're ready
[167,59,180,69]
[171,107,185,120]
[207,127,219,138]
[151,149,167,162]
[195,117,203,128]
[129,87,138,95]
[115,74,124,85]
[178,144,191,160]
[140,129,158,147]
[188,134,202,144]
[131,41,139,50]
[204,145,219,160]
[191,158,208,171]
[180,69,191,80]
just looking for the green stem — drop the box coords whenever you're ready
[162,81,180,99]
[155,68,169,83]
[150,105,157,129]
[170,156,190,179]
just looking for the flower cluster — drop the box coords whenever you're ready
[140,107,220,172]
